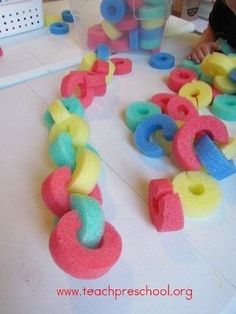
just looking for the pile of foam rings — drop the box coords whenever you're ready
[41,44,132,279]
[87,0,169,52]
[125,41,236,232]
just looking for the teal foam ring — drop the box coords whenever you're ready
[180,59,203,76]
[139,4,166,20]
[211,94,236,121]
[70,194,105,248]
[61,96,85,117]
[43,110,54,128]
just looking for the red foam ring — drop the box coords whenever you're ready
[110,57,132,75]
[87,24,108,43]
[172,115,229,170]
[89,184,103,205]
[92,60,110,75]
[60,71,85,97]
[167,67,198,92]
[109,36,130,53]
[150,93,175,111]
[165,95,199,122]
[93,84,107,96]
[116,13,139,31]
[0,47,3,57]
[41,167,72,218]
[126,0,144,9]
[49,210,122,279]
[78,84,95,108]
[84,71,106,88]
[148,179,184,232]
[212,87,221,98]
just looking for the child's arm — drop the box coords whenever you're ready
[189,24,219,63]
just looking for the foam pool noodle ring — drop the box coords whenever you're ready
[216,37,235,55]
[152,130,172,156]
[148,178,184,232]
[116,13,139,31]
[101,20,123,40]
[164,95,199,122]
[68,148,101,194]
[178,80,213,109]
[172,115,229,170]
[199,72,214,85]
[211,94,236,121]
[172,171,222,218]
[79,52,97,71]
[87,24,109,49]
[126,0,144,9]
[106,60,116,83]
[49,132,76,170]
[48,99,71,124]
[89,184,103,205]
[194,134,236,180]
[61,96,85,117]
[109,35,130,53]
[49,210,122,279]
[44,15,61,26]
[41,167,71,218]
[200,52,235,76]
[213,75,236,94]
[180,59,203,76]
[228,68,236,83]
[218,137,236,160]
[140,17,165,30]
[125,101,161,131]
[138,4,166,20]
[110,58,132,75]
[49,114,90,148]
[150,92,175,111]
[95,43,111,61]
[100,0,127,23]
[134,113,177,158]
[70,195,105,248]
[92,60,110,75]
[167,67,198,92]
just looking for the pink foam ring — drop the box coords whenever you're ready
[168,67,198,92]
[78,84,95,108]
[49,210,122,279]
[212,87,221,98]
[164,95,199,122]
[41,167,71,218]
[150,93,175,112]
[84,71,106,88]
[116,13,139,31]
[92,60,110,75]
[152,48,160,54]
[87,24,108,44]
[148,179,184,232]
[93,84,107,96]
[126,0,144,9]
[110,57,132,75]
[0,47,3,57]
[172,115,229,170]
[109,36,130,53]
[89,184,103,205]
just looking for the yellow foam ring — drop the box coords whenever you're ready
[48,99,70,124]
[101,20,123,40]
[79,52,97,71]
[229,54,236,66]
[153,130,172,156]
[105,60,116,84]
[178,80,213,109]
[68,148,101,194]
[218,137,236,160]
[176,120,185,128]
[213,75,236,94]
[172,171,222,218]
[200,52,235,76]
[44,15,61,26]
[140,18,165,29]
[49,114,90,148]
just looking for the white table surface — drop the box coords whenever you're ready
[0,2,236,314]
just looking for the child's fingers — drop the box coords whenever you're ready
[191,51,201,64]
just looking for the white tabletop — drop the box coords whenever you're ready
[0,2,236,314]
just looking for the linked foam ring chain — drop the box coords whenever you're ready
[41,44,133,279]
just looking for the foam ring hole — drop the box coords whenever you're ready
[188,183,205,196]
[191,90,200,97]
[138,107,149,115]
[108,6,117,15]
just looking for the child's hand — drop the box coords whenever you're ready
[189,42,219,63]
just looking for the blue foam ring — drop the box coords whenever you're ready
[50,22,69,35]
[49,132,76,170]
[61,10,74,23]
[149,52,175,69]
[134,113,177,158]
[43,111,54,129]
[70,194,105,248]
[61,96,85,117]
[129,28,139,50]
[95,43,111,60]
[139,26,164,40]
[100,0,127,23]
[228,68,236,83]
[194,134,236,180]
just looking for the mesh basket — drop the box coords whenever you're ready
[0,0,44,39]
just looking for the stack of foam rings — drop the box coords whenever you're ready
[87,0,169,52]
[41,44,132,279]
[125,49,236,232]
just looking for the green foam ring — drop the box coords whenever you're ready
[70,194,105,248]
[180,59,203,76]
[211,94,236,121]
[140,38,161,50]
[139,4,166,20]
[49,132,76,170]
[125,101,161,131]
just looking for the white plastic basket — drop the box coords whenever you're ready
[0,0,44,39]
